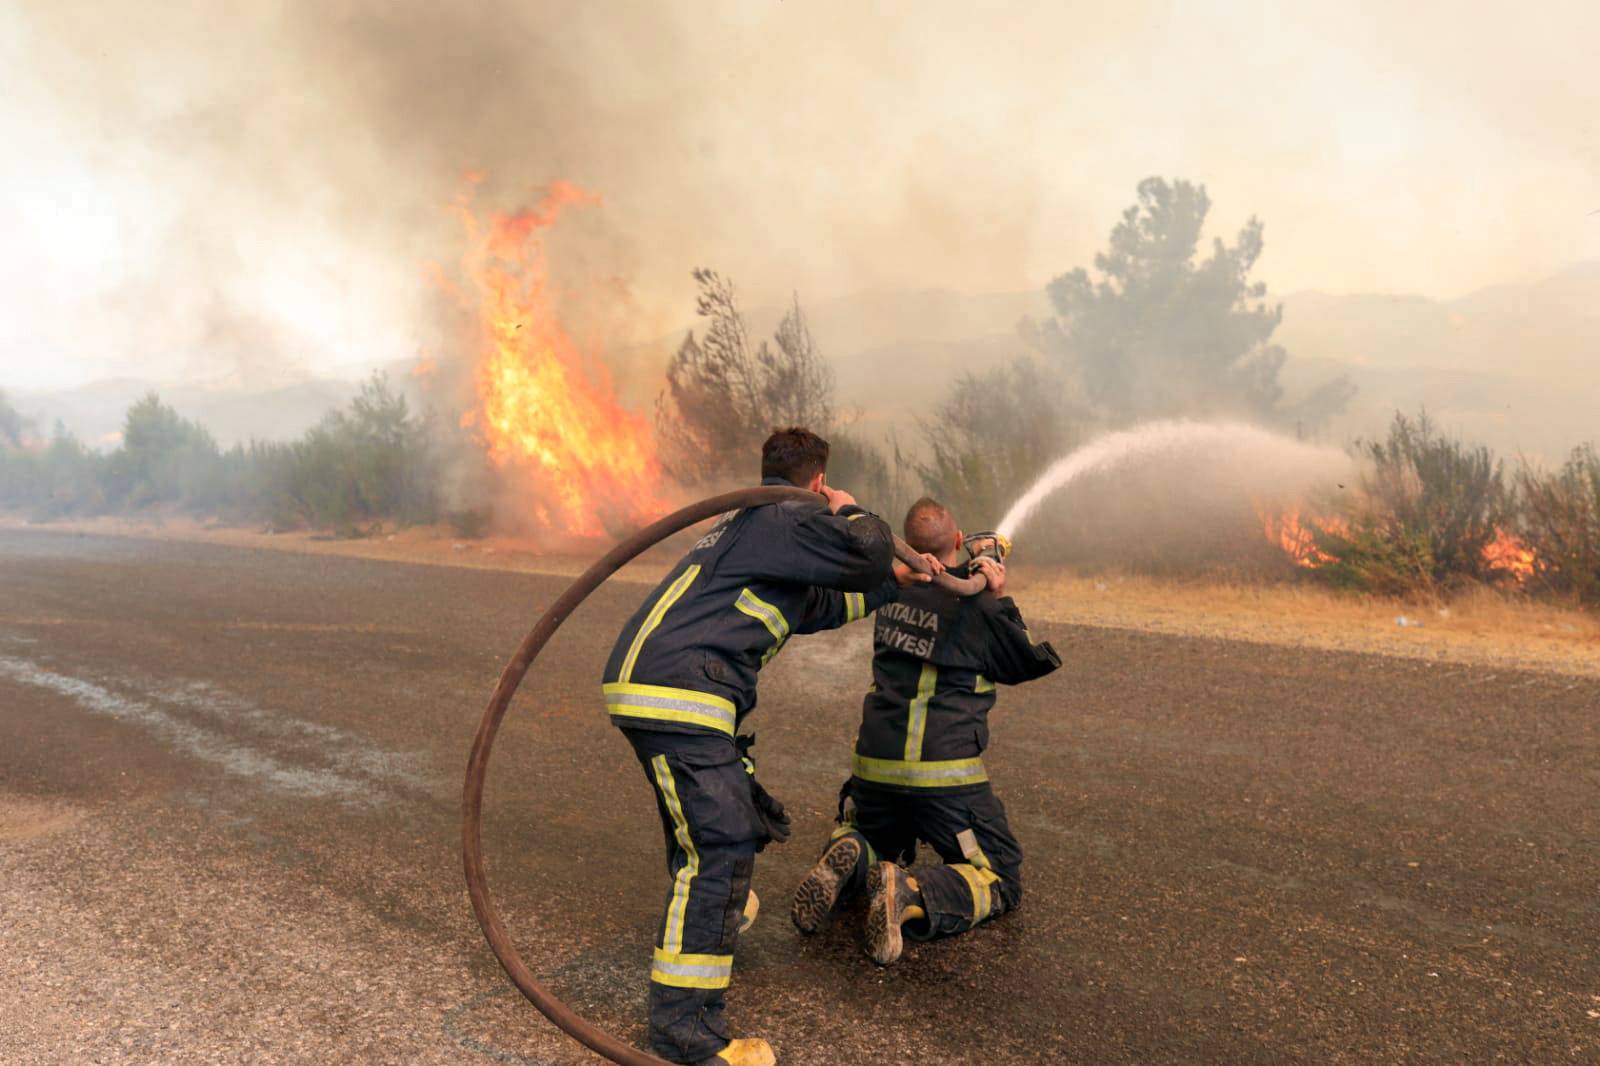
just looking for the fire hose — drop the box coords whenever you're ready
[462,486,987,1066]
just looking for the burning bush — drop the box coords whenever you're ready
[1302,517,1437,597]
[1517,445,1600,604]
[453,182,662,537]
[1305,411,1516,595]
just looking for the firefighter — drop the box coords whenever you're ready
[789,496,1061,965]
[605,427,914,1066]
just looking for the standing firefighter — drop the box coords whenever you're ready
[605,428,904,1066]
[789,496,1061,964]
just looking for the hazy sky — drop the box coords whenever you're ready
[2,1,1596,389]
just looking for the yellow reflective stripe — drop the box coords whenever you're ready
[844,591,866,623]
[902,663,938,761]
[650,756,699,954]
[851,753,989,789]
[620,564,701,683]
[974,674,995,694]
[846,513,869,521]
[650,948,733,990]
[604,683,737,736]
[735,587,789,642]
[954,863,995,923]
[734,586,790,665]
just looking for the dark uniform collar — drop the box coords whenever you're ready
[760,476,798,488]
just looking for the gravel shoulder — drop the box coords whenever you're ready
[2,526,1598,1063]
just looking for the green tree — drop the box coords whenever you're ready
[1033,176,1353,425]
[1517,444,1600,604]
[0,390,27,449]
[917,356,1074,527]
[281,374,437,532]
[106,393,222,507]
[656,269,835,484]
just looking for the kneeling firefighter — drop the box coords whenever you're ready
[603,428,914,1066]
[790,496,1061,964]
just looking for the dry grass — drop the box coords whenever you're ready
[1010,566,1600,678]
[7,512,1598,679]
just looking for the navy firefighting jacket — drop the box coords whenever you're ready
[603,477,898,738]
[852,563,1061,793]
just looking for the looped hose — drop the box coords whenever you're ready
[462,487,983,1064]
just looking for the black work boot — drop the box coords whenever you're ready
[863,861,922,966]
[790,836,863,934]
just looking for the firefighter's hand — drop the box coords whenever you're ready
[974,557,1007,595]
[893,553,944,586]
[819,484,857,514]
[748,778,791,846]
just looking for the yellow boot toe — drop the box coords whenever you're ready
[713,1037,775,1066]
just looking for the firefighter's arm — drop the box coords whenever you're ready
[980,596,1062,685]
[793,575,899,634]
[766,501,896,592]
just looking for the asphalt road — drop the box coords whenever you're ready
[2,527,1597,1064]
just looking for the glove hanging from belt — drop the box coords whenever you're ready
[735,733,791,847]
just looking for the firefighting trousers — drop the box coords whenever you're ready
[829,778,1023,940]
[624,728,769,1065]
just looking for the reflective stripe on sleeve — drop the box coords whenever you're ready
[844,591,866,623]
[605,683,737,736]
[851,753,989,789]
[974,674,995,694]
[735,587,790,665]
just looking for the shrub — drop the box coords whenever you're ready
[1517,444,1600,604]
[1308,517,1437,597]
[1313,411,1509,593]
[0,376,439,535]
[917,356,1074,529]
[103,394,224,509]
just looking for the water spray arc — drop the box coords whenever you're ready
[997,420,1348,541]
[462,487,984,1066]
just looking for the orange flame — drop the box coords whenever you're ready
[1260,508,1540,585]
[451,180,664,537]
[1482,527,1537,583]
[1260,508,1341,568]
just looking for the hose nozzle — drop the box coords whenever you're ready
[964,530,1012,566]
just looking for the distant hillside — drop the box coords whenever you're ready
[1276,262,1600,383]
[9,378,373,449]
[11,265,1594,462]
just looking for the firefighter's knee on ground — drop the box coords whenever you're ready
[996,874,1022,915]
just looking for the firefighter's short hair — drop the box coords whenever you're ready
[904,497,958,557]
[761,427,830,485]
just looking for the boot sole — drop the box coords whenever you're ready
[864,862,904,966]
[790,837,862,934]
